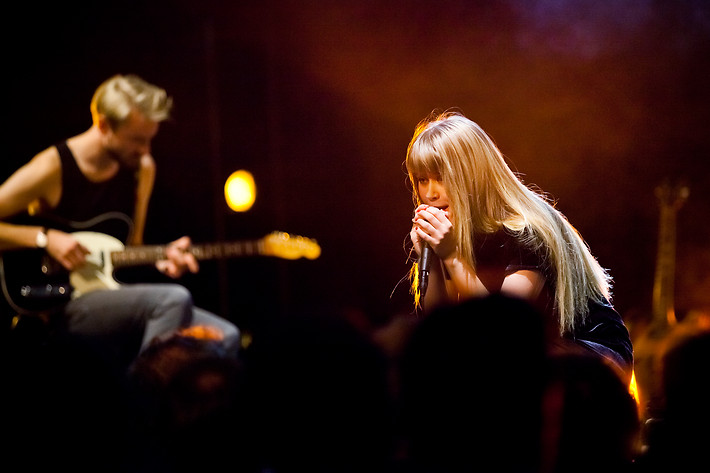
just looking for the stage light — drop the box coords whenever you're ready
[225,170,256,212]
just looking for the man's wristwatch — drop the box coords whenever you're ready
[36,228,49,249]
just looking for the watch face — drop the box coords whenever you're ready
[36,230,48,248]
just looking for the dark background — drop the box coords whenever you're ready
[5,0,710,336]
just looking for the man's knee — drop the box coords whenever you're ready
[158,284,194,309]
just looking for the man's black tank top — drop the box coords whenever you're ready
[47,141,138,242]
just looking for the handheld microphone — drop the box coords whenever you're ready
[418,243,433,297]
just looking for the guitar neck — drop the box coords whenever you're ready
[112,240,265,268]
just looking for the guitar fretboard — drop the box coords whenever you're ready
[111,240,265,268]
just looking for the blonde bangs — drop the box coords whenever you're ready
[407,133,444,180]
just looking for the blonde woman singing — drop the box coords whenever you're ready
[406,110,633,380]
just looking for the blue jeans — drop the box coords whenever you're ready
[62,283,240,366]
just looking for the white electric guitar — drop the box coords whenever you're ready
[1,230,321,315]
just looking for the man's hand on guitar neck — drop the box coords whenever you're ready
[156,236,200,279]
[46,229,91,271]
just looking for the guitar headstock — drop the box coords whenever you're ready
[263,232,321,260]
[655,181,689,211]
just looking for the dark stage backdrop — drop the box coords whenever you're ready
[5,0,710,336]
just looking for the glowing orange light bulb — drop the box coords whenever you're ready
[225,170,256,212]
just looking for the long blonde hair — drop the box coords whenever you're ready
[405,111,611,335]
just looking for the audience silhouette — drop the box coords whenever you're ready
[395,294,547,473]
[123,329,249,472]
[3,328,135,473]
[634,314,710,473]
[244,306,397,473]
[540,350,640,473]
[14,293,706,473]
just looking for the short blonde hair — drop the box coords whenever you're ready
[90,74,173,129]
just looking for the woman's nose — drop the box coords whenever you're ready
[425,183,439,200]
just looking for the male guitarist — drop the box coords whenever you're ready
[0,74,240,367]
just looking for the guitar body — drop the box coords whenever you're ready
[0,232,126,315]
[0,248,72,315]
[69,232,124,297]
